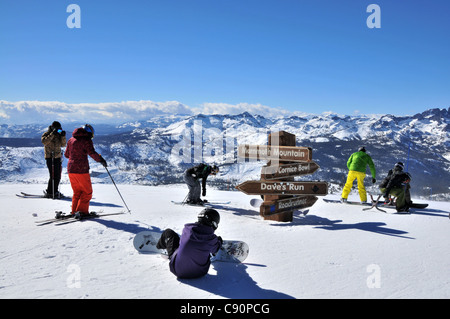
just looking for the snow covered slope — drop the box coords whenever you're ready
[1,183,448,299]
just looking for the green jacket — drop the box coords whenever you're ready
[347,151,376,178]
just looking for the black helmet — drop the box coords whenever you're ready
[51,121,62,130]
[358,146,366,152]
[83,124,95,138]
[394,162,404,171]
[198,208,220,230]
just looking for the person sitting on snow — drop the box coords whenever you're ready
[156,208,222,279]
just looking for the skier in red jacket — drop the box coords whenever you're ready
[64,124,107,218]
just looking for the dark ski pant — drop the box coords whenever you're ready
[380,185,412,211]
[46,157,62,196]
[157,229,180,258]
[183,171,201,202]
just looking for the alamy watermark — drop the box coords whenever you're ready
[169,120,284,165]
[367,4,381,29]
[65,4,380,30]
[366,264,381,288]
[66,4,81,29]
[66,264,81,288]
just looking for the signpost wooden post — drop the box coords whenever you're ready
[236,130,328,222]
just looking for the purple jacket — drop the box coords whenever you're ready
[169,223,221,279]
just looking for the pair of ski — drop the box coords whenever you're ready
[323,195,428,214]
[16,192,71,200]
[35,211,127,226]
[323,199,396,213]
[171,200,230,207]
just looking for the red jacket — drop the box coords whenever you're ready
[65,128,102,174]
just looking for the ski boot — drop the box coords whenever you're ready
[55,211,65,219]
[74,211,95,220]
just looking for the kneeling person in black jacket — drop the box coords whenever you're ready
[379,162,412,212]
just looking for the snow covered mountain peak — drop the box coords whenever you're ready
[1,107,449,198]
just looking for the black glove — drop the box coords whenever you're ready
[372,178,376,184]
[60,130,66,136]
[99,156,107,168]
[202,189,206,197]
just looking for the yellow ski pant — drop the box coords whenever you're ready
[341,171,367,202]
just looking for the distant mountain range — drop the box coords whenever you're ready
[1,107,449,199]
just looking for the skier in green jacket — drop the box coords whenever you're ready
[341,146,376,203]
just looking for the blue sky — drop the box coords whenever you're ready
[0,0,449,118]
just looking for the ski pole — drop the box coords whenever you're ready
[181,193,189,205]
[51,151,55,200]
[105,166,131,213]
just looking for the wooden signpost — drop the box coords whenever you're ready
[238,145,312,162]
[236,131,328,222]
[235,181,328,196]
[260,162,320,180]
[259,195,318,216]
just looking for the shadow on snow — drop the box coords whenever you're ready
[90,218,294,299]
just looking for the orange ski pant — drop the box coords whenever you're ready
[68,173,93,214]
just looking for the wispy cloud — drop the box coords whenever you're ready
[0,100,308,125]
[194,102,307,118]
[0,100,193,125]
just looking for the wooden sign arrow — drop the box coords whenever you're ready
[238,145,312,162]
[261,161,320,180]
[236,180,328,196]
[260,195,318,216]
